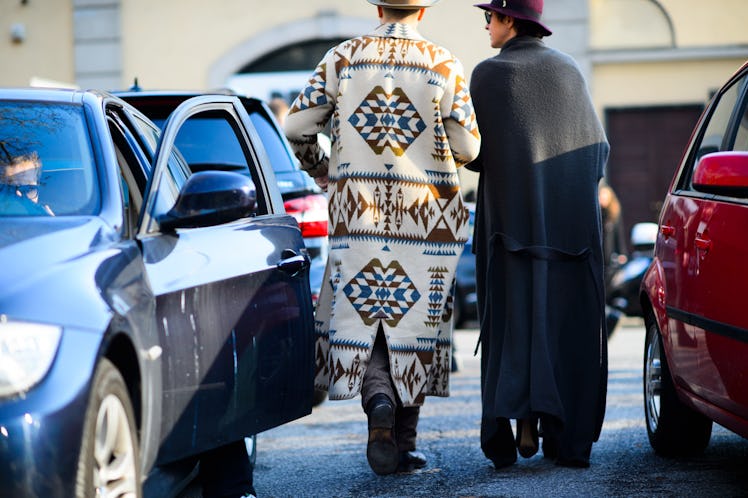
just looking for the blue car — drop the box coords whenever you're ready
[0,89,315,497]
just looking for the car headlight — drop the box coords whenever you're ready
[0,317,62,398]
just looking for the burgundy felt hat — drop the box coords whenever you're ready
[474,0,552,36]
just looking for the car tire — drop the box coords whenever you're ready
[643,315,712,457]
[76,358,141,498]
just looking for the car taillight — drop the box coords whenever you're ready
[284,194,329,238]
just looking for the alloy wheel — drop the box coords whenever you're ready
[93,394,138,498]
[644,328,662,434]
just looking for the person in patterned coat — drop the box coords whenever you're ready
[285,0,480,476]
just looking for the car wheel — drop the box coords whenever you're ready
[643,315,712,456]
[76,358,141,498]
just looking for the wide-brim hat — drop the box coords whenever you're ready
[368,0,440,9]
[475,0,552,36]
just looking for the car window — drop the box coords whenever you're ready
[733,91,748,152]
[247,110,297,173]
[146,148,190,232]
[143,105,268,234]
[131,114,160,160]
[0,101,100,217]
[682,73,748,189]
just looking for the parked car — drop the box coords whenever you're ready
[0,88,316,497]
[453,202,477,328]
[114,90,329,305]
[640,60,748,456]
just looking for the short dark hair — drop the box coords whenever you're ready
[513,18,546,38]
[494,12,545,38]
[382,7,420,20]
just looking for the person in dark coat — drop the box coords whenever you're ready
[467,0,609,469]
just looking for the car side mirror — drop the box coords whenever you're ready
[157,170,257,232]
[693,151,748,197]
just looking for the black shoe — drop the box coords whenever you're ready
[397,450,427,473]
[515,418,539,458]
[541,435,559,460]
[482,417,517,470]
[366,394,398,475]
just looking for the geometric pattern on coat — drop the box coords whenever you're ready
[328,170,470,245]
[343,258,421,327]
[286,22,481,407]
[426,266,449,328]
[348,86,426,156]
[294,62,328,111]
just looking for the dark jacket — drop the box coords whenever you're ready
[468,36,609,463]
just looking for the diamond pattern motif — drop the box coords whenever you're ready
[343,258,421,327]
[348,86,426,156]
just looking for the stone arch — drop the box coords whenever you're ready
[207,14,373,88]
[590,0,676,50]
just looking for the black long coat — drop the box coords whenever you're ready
[467,36,609,463]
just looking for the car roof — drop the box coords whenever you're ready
[0,87,90,104]
[113,88,263,104]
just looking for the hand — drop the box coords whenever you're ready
[314,175,329,190]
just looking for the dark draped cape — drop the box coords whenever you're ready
[467,36,609,463]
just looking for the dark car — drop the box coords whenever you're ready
[640,60,748,456]
[604,221,657,336]
[453,202,477,328]
[114,90,329,305]
[0,89,315,497]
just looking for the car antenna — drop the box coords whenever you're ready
[129,77,141,92]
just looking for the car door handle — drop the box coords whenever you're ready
[277,251,310,276]
[695,236,712,252]
[661,225,675,238]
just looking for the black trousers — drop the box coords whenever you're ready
[360,326,421,452]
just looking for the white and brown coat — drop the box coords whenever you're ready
[285,22,480,406]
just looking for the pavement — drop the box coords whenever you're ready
[183,319,748,497]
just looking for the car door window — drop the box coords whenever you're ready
[690,74,748,175]
[141,99,270,234]
[732,94,748,152]
[170,111,254,176]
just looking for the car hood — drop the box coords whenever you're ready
[0,217,119,316]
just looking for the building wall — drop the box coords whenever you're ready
[74,0,121,90]
[590,0,748,114]
[4,1,748,102]
[116,0,587,91]
[0,0,75,88]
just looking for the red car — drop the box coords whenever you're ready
[641,60,748,456]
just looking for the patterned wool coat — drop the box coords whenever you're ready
[285,22,481,407]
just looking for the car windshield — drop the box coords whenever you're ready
[0,101,99,217]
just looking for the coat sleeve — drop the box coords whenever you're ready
[440,58,481,168]
[284,48,338,178]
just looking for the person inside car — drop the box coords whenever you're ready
[0,152,54,216]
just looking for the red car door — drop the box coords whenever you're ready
[688,196,748,418]
[662,69,748,417]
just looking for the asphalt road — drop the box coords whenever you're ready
[245,319,748,497]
